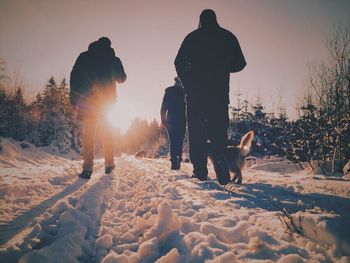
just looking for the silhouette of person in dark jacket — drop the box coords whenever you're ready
[160,77,186,170]
[70,37,126,179]
[175,9,246,185]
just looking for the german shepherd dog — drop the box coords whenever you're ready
[226,131,254,184]
[135,150,146,159]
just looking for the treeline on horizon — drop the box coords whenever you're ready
[0,73,170,158]
[0,24,349,174]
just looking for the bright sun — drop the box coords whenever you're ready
[104,100,133,134]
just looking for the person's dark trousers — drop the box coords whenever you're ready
[186,95,229,180]
[166,122,186,164]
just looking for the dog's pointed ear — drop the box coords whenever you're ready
[240,131,254,155]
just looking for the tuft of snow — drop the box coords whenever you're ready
[343,160,350,179]
[141,201,181,242]
[96,234,113,250]
[101,251,129,263]
[277,253,305,263]
[207,251,237,263]
[200,221,248,244]
[51,199,71,214]
[138,237,159,259]
[155,248,180,263]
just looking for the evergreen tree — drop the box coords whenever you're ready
[0,58,8,85]
[0,85,27,140]
[26,93,42,145]
[241,97,251,121]
[38,77,75,152]
[11,86,27,139]
[0,59,10,138]
[251,94,267,123]
[288,93,321,167]
[230,90,243,121]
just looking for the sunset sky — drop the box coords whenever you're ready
[1,0,349,130]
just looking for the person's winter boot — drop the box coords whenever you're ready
[105,164,116,174]
[79,170,92,179]
[171,156,181,170]
[191,166,208,181]
[211,154,230,185]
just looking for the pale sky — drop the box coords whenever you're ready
[1,0,349,128]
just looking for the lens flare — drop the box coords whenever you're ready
[104,100,133,134]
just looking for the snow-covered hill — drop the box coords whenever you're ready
[0,138,349,263]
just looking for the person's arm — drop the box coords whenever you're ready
[69,54,84,106]
[175,35,191,87]
[160,92,168,127]
[113,57,127,83]
[229,35,246,73]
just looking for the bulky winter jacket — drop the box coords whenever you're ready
[70,42,126,107]
[175,25,246,104]
[160,85,186,128]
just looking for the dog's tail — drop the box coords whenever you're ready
[239,131,254,156]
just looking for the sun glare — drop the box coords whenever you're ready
[104,100,133,134]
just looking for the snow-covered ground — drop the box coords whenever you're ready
[0,138,350,263]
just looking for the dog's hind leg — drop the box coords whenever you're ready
[231,171,238,183]
[236,170,242,184]
[230,170,242,184]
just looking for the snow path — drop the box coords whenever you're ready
[0,138,82,227]
[1,144,350,262]
[0,159,119,263]
[0,176,86,246]
[0,160,81,225]
[93,156,350,262]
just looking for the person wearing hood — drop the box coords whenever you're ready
[70,37,127,179]
[160,77,186,170]
[175,9,246,185]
